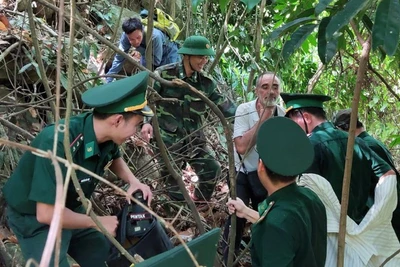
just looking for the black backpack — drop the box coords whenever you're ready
[107,191,173,267]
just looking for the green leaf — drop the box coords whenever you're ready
[241,0,261,12]
[337,32,347,51]
[318,17,338,64]
[315,0,335,15]
[372,0,400,56]
[82,43,90,61]
[31,61,42,79]
[389,135,400,148]
[192,0,204,12]
[282,24,317,61]
[296,8,316,19]
[362,14,373,32]
[325,0,371,40]
[18,63,33,74]
[266,17,316,43]
[60,72,69,89]
[219,0,229,13]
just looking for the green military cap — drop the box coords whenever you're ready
[177,35,215,56]
[332,108,353,129]
[82,72,153,116]
[135,228,221,267]
[256,117,314,176]
[280,93,331,113]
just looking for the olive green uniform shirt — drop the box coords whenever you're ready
[251,183,327,267]
[358,131,399,176]
[154,62,236,143]
[3,113,120,214]
[307,122,391,223]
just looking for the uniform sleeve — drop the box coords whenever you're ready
[151,30,164,68]
[369,148,392,180]
[257,222,295,266]
[106,33,131,83]
[368,141,396,169]
[233,103,250,139]
[208,81,237,118]
[28,134,67,205]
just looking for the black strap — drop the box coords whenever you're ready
[237,152,248,174]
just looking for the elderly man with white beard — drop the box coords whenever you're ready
[221,72,286,263]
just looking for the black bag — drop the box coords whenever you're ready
[107,191,173,267]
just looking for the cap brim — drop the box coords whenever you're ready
[136,105,154,117]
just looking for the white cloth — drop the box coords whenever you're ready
[233,99,285,172]
[298,173,400,267]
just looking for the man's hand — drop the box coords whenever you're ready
[126,179,153,206]
[96,216,119,237]
[226,197,248,218]
[140,123,153,143]
[258,105,276,123]
[130,50,141,60]
[256,98,276,122]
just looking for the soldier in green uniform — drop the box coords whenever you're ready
[2,72,154,267]
[143,35,236,201]
[281,93,395,223]
[333,108,400,239]
[227,117,327,267]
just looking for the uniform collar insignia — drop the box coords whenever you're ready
[85,141,95,158]
[83,114,100,159]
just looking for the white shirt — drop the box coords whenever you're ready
[233,99,285,172]
[298,173,400,266]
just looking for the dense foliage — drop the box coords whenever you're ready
[187,0,400,162]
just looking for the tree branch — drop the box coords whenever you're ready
[368,62,400,102]
[26,2,57,122]
[209,0,243,73]
[0,117,34,140]
[307,62,325,93]
[350,19,365,45]
[149,102,206,235]
[0,42,20,62]
[337,36,371,267]
[146,0,155,71]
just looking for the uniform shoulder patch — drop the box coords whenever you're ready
[70,133,84,155]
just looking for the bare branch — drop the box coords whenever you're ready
[368,62,400,102]
[337,36,372,267]
[0,117,34,140]
[307,63,325,93]
[350,19,365,45]
[149,104,206,235]
[26,2,57,122]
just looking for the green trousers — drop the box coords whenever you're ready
[6,206,110,267]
